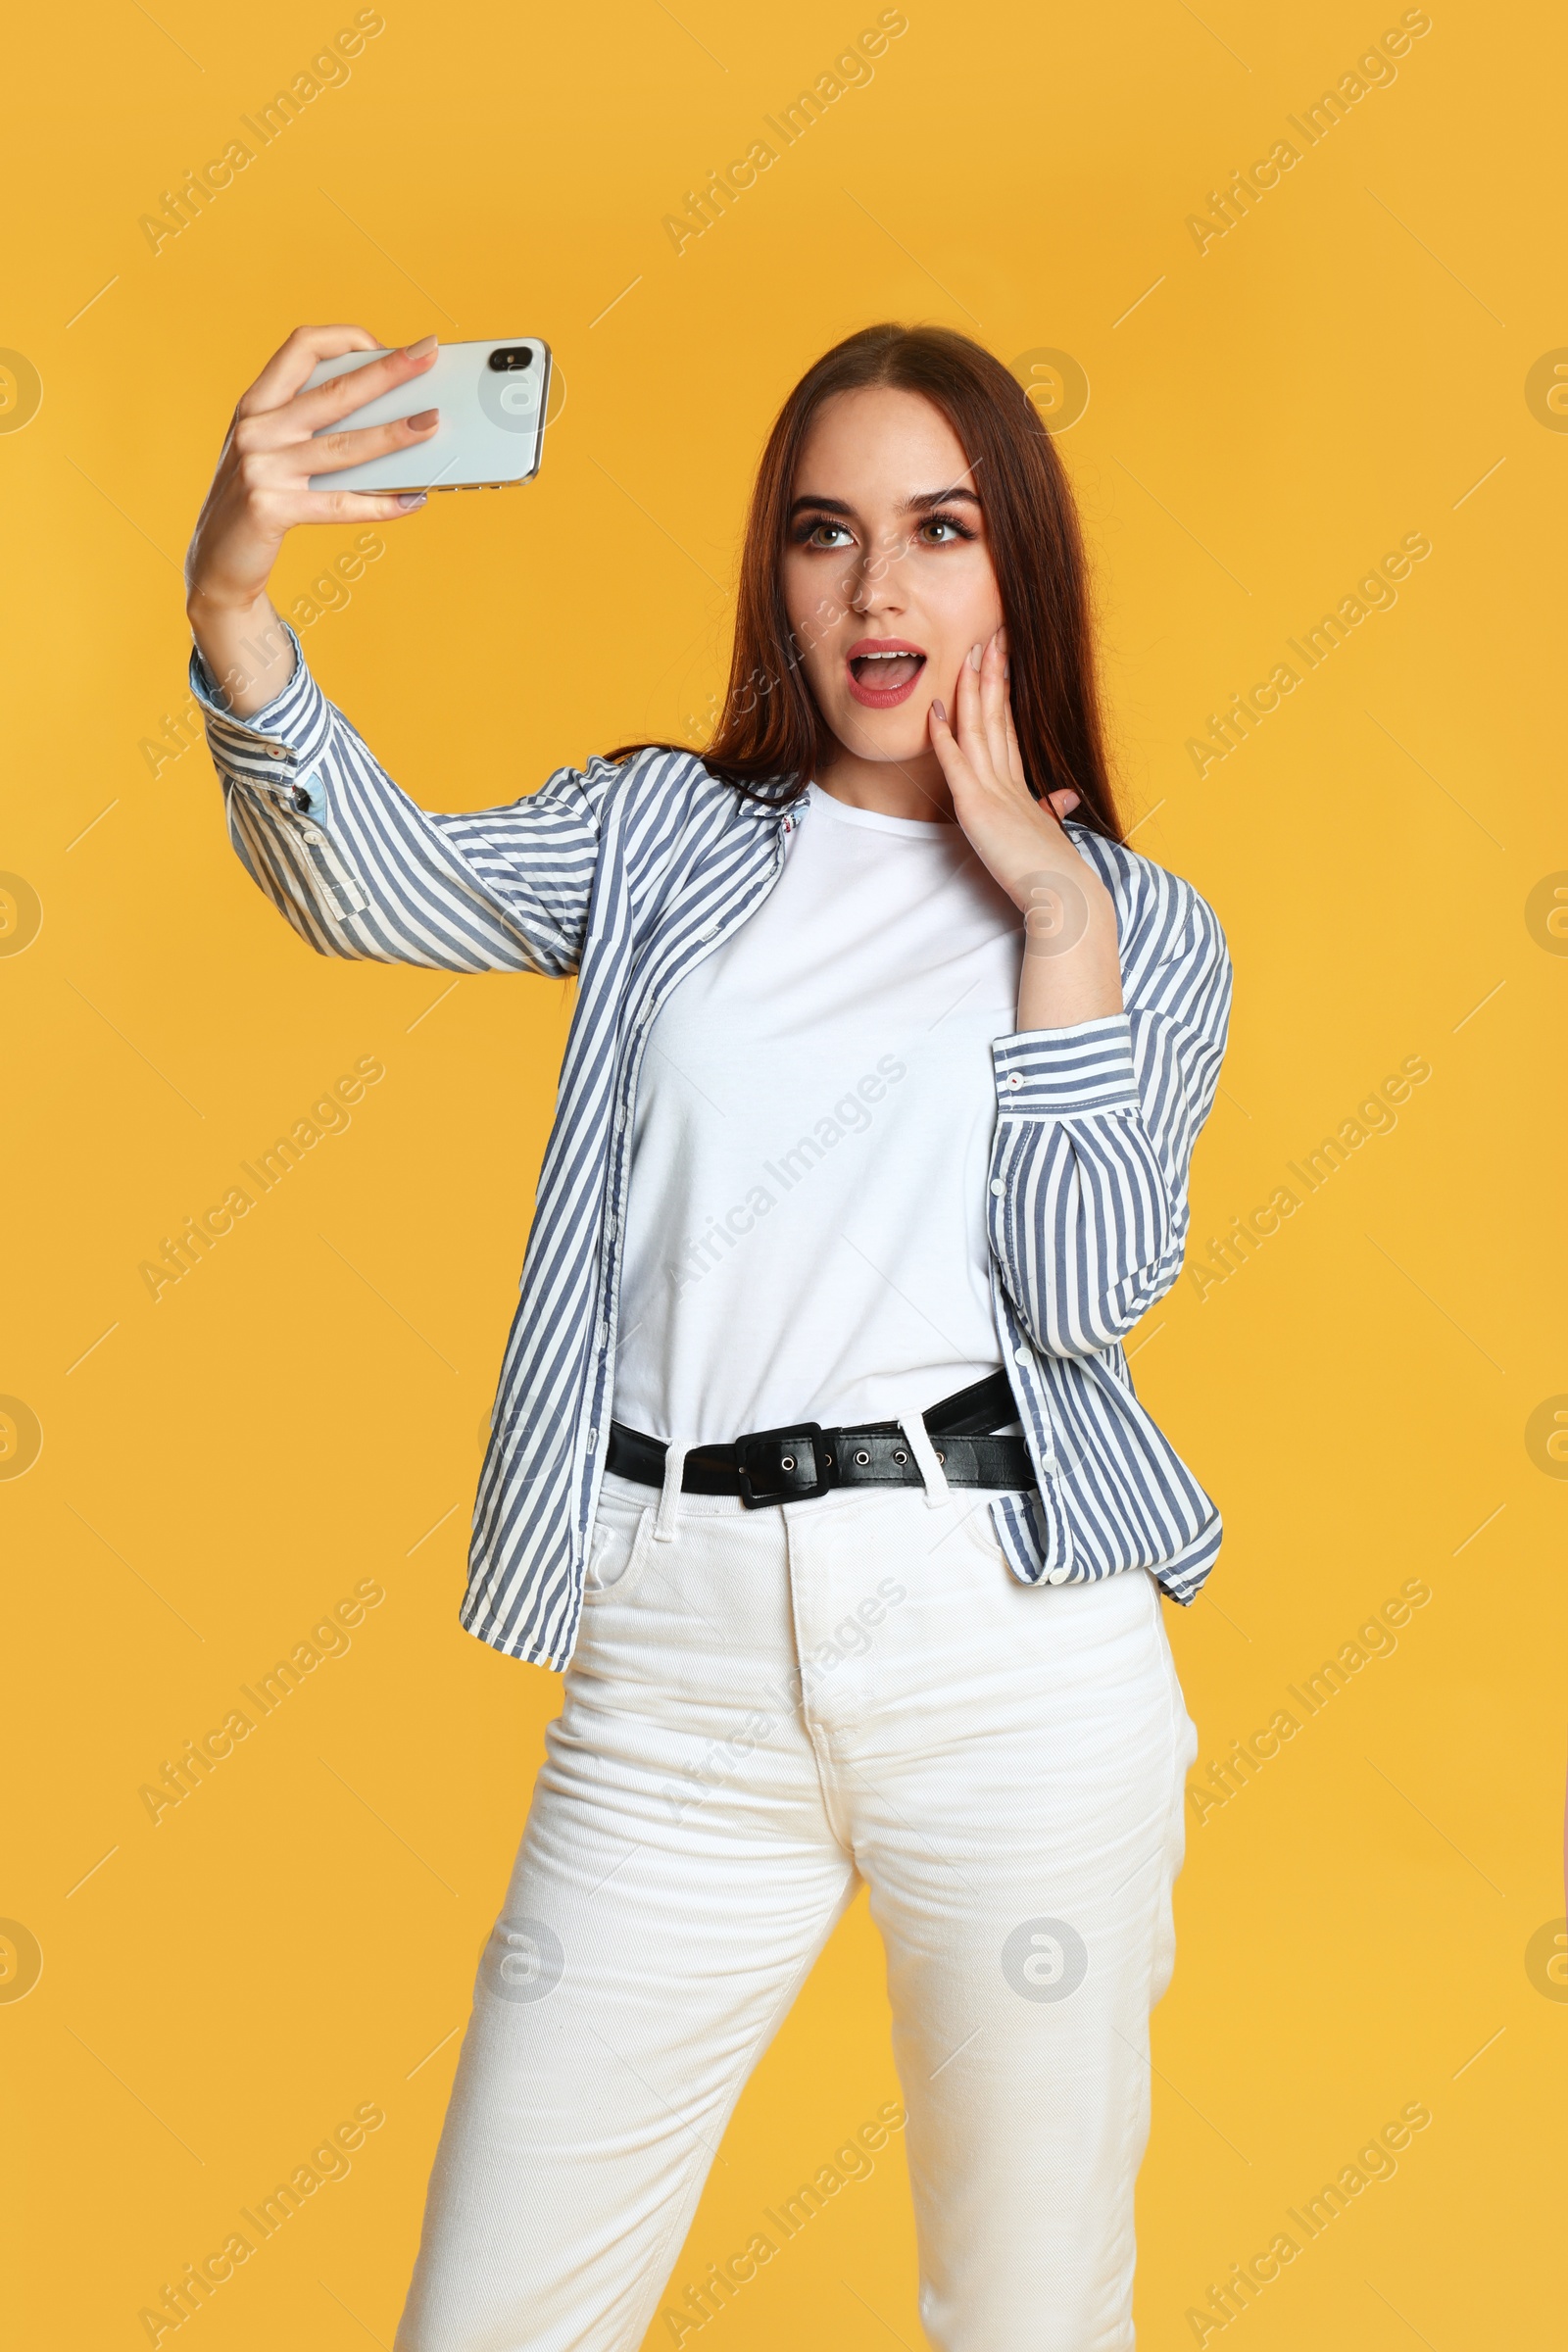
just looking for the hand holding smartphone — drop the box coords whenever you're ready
[301,338,553,492]
[185,324,553,722]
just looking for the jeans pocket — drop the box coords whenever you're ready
[949,1490,1010,1566]
[584,1491,653,1598]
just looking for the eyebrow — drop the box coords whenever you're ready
[787,486,983,519]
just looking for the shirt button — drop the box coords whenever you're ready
[1006,1072,1022,1090]
[990,1178,1004,1197]
[1048,1566,1070,1586]
[1013,1346,1031,1366]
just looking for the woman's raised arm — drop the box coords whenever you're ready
[182,325,612,978]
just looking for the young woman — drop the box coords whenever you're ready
[185,319,1230,2352]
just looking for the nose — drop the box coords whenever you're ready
[845,531,907,617]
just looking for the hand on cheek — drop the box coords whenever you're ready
[929,628,1064,829]
[929,626,1122,1028]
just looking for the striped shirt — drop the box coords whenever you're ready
[191,627,1233,1669]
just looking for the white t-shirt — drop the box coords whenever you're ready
[612,782,1024,1446]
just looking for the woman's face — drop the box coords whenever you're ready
[779,385,1004,772]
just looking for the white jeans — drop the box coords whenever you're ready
[395,1468,1198,2352]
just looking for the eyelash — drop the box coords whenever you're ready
[792,512,976,549]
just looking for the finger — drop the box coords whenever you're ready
[998,626,1026,788]
[955,637,987,769]
[236,384,440,457]
[1046,787,1081,821]
[1002,696,1029,794]
[978,629,1011,785]
[927,696,979,795]
[283,336,439,434]
[294,487,432,525]
[281,409,440,476]
[238,323,385,416]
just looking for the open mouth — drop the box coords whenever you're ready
[846,639,927,708]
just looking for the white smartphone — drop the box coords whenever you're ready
[302,337,552,492]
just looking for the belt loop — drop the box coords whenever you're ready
[653,1437,691,1543]
[898,1410,950,1509]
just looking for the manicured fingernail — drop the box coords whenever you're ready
[396,492,427,509]
[931,699,947,722]
[408,409,438,429]
[968,642,983,670]
[404,334,438,360]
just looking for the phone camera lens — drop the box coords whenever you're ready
[487,346,534,372]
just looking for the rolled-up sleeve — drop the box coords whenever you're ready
[987,877,1231,1356]
[190,623,603,976]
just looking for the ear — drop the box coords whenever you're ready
[1046,787,1081,819]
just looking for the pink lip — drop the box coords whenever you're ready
[845,636,928,710]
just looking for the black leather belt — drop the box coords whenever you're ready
[605,1368,1035,1510]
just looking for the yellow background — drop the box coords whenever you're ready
[4,0,1564,2344]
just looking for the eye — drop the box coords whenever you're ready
[917,513,974,545]
[798,517,855,549]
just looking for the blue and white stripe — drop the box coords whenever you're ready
[192,626,1233,1667]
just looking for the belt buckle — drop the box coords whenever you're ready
[735,1420,830,1509]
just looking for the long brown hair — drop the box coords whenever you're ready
[614,322,1121,842]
